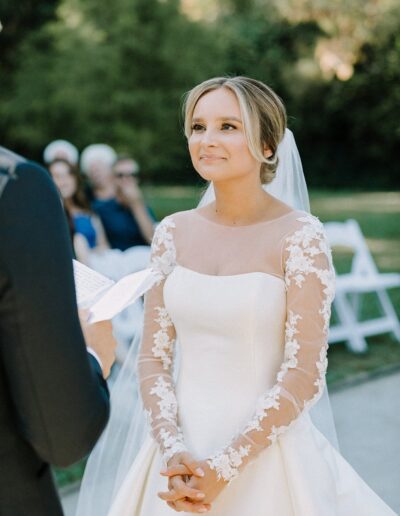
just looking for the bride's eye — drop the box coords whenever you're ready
[221,123,236,130]
[191,123,205,132]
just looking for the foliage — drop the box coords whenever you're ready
[294,5,400,188]
[0,0,60,73]
[54,459,86,488]
[216,3,321,103]
[0,0,224,181]
[0,0,399,187]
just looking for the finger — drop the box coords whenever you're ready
[166,501,179,511]
[161,465,191,477]
[166,452,204,477]
[171,476,205,501]
[173,498,210,513]
[158,489,180,502]
[78,308,89,322]
[181,457,205,478]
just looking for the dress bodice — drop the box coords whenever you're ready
[164,266,287,457]
[165,266,286,393]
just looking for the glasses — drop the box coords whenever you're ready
[114,172,137,179]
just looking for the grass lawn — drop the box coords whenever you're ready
[54,187,400,488]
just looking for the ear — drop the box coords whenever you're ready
[263,146,273,159]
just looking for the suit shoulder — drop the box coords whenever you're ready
[1,160,61,206]
[17,159,54,185]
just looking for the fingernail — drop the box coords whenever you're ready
[196,468,204,476]
[196,493,205,499]
[199,509,208,513]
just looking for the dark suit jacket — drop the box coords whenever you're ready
[0,154,110,515]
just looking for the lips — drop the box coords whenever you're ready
[199,155,225,160]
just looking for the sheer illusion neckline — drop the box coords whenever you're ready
[173,264,285,283]
[191,208,296,229]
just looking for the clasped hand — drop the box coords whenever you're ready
[157,452,227,513]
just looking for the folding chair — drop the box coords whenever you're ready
[324,219,400,353]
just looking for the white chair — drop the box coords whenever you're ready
[324,219,400,353]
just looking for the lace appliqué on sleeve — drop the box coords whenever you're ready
[150,376,179,423]
[150,217,176,280]
[138,216,187,463]
[149,376,187,462]
[285,215,335,334]
[152,307,174,370]
[208,445,251,483]
[158,428,187,463]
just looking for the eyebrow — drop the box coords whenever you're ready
[192,116,242,124]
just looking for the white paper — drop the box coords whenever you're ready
[73,259,115,307]
[88,268,156,323]
[73,260,157,323]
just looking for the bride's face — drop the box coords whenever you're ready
[188,88,261,184]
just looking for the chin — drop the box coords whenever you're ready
[194,167,231,183]
[194,169,214,182]
[199,170,250,186]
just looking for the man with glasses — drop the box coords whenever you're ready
[81,145,155,251]
[111,155,155,249]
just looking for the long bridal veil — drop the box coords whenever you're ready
[76,128,338,516]
[76,332,149,516]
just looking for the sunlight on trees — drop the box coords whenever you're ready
[0,0,399,187]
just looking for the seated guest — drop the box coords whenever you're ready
[48,158,110,265]
[80,144,155,250]
[43,139,79,166]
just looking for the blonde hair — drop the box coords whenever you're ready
[183,76,287,184]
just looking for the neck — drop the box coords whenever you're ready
[94,182,116,199]
[212,176,270,225]
[64,198,75,211]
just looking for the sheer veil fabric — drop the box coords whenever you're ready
[76,128,338,516]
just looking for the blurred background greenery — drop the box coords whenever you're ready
[1,0,400,187]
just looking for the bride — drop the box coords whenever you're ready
[76,76,396,515]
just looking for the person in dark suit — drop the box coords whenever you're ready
[0,147,116,515]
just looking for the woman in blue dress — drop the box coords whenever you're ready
[48,158,110,264]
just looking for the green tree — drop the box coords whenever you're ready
[214,3,321,123]
[1,0,224,181]
[0,0,60,72]
[295,5,400,188]
[2,0,399,188]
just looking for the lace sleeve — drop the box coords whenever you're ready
[137,216,187,463]
[207,215,335,482]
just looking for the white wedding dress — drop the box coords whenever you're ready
[104,208,395,516]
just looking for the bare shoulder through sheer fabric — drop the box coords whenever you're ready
[173,208,303,278]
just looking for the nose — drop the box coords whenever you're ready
[200,127,218,146]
